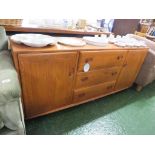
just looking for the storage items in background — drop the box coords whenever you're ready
[0,19,22,26]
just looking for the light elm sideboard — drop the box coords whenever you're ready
[10,41,148,119]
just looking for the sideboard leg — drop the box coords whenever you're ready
[136,85,143,92]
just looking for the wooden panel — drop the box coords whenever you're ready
[18,52,77,119]
[115,49,148,90]
[5,25,110,35]
[78,50,127,72]
[73,81,116,103]
[75,66,121,89]
[0,19,22,26]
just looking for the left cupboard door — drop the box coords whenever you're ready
[18,52,77,119]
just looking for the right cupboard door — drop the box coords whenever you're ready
[115,49,148,91]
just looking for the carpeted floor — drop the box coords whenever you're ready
[25,81,155,135]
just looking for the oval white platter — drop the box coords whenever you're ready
[57,37,86,47]
[10,33,56,47]
[83,63,90,72]
[83,36,108,46]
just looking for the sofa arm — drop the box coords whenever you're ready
[0,51,25,133]
[0,70,21,103]
[0,50,14,71]
[0,51,21,104]
[0,26,8,51]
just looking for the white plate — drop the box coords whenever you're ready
[10,34,27,44]
[114,42,126,47]
[108,38,116,44]
[146,34,155,39]
[58,37,86,47]
[83,36,108,46]
[114,36,147,47]
[10,33,56,47]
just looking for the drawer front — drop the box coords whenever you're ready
[73,81,116,103]
[78,50,126,72]
[75,67,121,89]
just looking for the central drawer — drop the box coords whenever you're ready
[73,81,116,103]
[78,50,127,72]
[75,66,121,89]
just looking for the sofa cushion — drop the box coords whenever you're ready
[0,70,21,104]
[0,51,21,104]
[0,26,8,51]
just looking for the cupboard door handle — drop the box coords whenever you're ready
[69,68,75,77]
[85,57,93,63]
[81,77,88,82]
[78,93,85,98]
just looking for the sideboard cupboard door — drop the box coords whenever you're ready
[18,52,77,119]
[115,50,148,91]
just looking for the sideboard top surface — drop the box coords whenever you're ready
[10,39,148,54]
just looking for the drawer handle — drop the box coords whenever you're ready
[117,55,123,60]
[123,63,127,67]
[85,57,93,63]
[81,77,88,82]
[107,85,113,89]
[78,93,86,98]
[111,72,117,76]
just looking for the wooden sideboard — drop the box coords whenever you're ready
[10,41,148,119]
